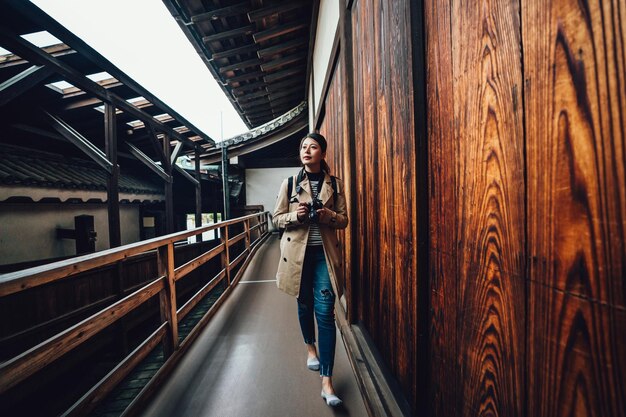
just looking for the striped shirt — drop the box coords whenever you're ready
[307,174,323,246]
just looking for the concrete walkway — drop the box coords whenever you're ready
[140,235,368,417]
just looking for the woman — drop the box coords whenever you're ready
[273,132,348,407]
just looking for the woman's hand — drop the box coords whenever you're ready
[296,202,310,222]
[316,207,336,224]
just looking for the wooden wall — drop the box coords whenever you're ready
[319,57,353,297]
[315,0,624,415]
[337,0,421,409]
[426,0,626,416]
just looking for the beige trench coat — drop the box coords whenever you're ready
[272,172,349,298]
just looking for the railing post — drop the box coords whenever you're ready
[113,260,129,356]
[221,224,230,285]
[244,219,251,252]
[265,212,269,233]
[157,242,178,357]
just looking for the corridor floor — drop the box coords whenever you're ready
[139,235,368,417]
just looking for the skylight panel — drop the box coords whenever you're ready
[126,96,152,109]
[86,71,113,82]
[127,120,145,129]
[153,113,173,123]
[93,104,123,114]
[46,80,74,93]
[21,31,62,48]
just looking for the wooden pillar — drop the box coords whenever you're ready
[244,219,251,252]
[340,1,358,324]
[163,134,174,234]
[195,149,202,243]
[409,0,430,413]
[105,102,121,248]
[157,243,178,357]
[221,224,231,285]
[221,146,230,220]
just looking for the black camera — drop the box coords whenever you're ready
[307,198,324,223]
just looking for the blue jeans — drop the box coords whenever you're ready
[297,245,336,377]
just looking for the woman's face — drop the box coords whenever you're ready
[300,137,325,169]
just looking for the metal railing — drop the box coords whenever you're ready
[0,211,270,416]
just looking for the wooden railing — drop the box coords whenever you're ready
[0,211,270,416]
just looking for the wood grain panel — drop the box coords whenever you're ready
[349,0,419,410]
[352,0,381,339]
[528,282,626,417]
[388,0,419,400]
[425,0,459,412]
[373,0,394,366]
[452,0,526,415]
[524,0,626,415]
[319,57,352,299]
[524,0,626,305]
[351,0,367,333]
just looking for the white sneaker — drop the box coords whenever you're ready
[307,356,320,371]
[321,390,343,407]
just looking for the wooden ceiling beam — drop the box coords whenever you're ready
[240,87,300,105]
[245,110,274,119]
[247,2,307,22]
[0,44,75,69]
[266,76,301,92]
[244,106,275,116]
[253,20,308,43]
[268,86,303,101]
[227,70,265,84]
[0,64,55,106]
[145,123,168,165]
[202,25,255,44]
[239,95,270,108]
[246,109,274,117]
[263,66,305,83]
[244,100,284,112]
[232,80,268,95]
[237,88,269,101]
[191,2,249,23]
[211,43,259,60]
[44,110,113,173]
[269,96,300,108]
[63,96,102,111]
[260,51,306,72]
[219,57,262,74]
[256,37,307,58]
[0,25,201,151]
[127,143,170,182]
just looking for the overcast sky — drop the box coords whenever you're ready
[30,0,248,142]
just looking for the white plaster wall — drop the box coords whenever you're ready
[309,74,315,129]
[312,0,340,118]
[0,204,140,265]
[245,167,300,231]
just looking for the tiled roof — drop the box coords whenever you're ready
[0,145,163,195]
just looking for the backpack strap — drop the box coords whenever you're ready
[323,175,338,202]
[287,175,294,198]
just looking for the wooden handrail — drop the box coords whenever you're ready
[0,211,267,297]
[174,243,225,281]
[0,277,165,392]
[228,231,247,247]
[62,323,168,417]
[0,210,269,406]
[229,250,248,271]
[177,270,226,322]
